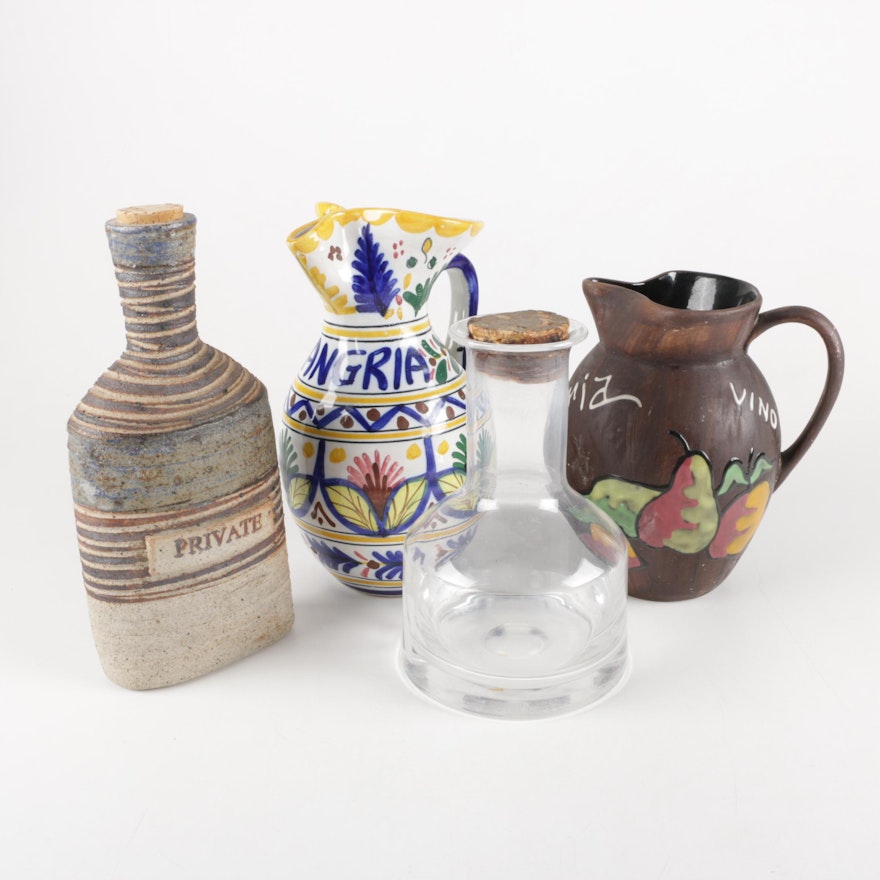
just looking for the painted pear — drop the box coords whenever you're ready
[638,453,719,554]
[709,480,771,558]
[588,477,660,538]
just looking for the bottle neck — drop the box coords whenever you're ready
[116,260,200,360]
[467,349,570,500]
[106,214,202,365]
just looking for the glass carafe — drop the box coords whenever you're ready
[400,311,630,719]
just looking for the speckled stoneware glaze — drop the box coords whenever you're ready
[567,271,844,601]
[68,205,294,688]
[280,203,481,594]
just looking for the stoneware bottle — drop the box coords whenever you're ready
[68,204,294,689]
[566,270,844,601]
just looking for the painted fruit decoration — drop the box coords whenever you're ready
[638,449,718,554]
[587,432,774,568]
[708,461,772,558]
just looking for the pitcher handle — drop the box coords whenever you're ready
[747,306,844,488]
[442,255,479,365]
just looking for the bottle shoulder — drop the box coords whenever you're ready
[68,343,267,438]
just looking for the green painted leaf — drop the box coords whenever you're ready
[289,475,311,510]
[435,359,448,384]
[403,291,421,312]
[406,256,418,268]
[385,477,428,531]
[718,462,750,495]
[750,456,774,484]
[452,433,467,472]
[718,455,775,494]
[326,485,378,532]
[280,431,299,477]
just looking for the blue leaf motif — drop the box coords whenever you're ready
[351,224,400,315]
[371,550,404,582]
[306,538,361,574]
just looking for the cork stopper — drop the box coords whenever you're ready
[468,310,570,345]
[115,204,185,226]
[465,310,572,384]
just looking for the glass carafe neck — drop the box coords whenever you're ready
[457,326,584,501]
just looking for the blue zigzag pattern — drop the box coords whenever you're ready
[287,394,465,431]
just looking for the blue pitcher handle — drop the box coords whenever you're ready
[444,254,479,365]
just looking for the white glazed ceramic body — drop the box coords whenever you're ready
[280,204,481,593]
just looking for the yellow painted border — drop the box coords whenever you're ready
[338,572,401,587]
[282,415,466,440]
[320,318,432,340]
[288,203,483,255]
[298,523,404,544]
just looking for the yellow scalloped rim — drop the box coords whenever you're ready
[288,203,483,254]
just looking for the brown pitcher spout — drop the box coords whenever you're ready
[582,271,761,362]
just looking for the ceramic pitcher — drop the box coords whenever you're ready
[280,203,481,594]
[566,270,844,601]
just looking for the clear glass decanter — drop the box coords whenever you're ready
[400,311,630,719]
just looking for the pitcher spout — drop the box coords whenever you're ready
[581,277,652,350]
[288,203,483,322]
[582,271,763,362]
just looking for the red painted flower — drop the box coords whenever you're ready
[347,451,405,515]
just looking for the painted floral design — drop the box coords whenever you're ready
[306,539,361,575]
[351,224,400,315]
[346,451,405,517]
[280,432,313,511]
[279,431,299,482]
[286,438,465,540]
[305,538,404,588]
[421,335,451,383]
[452,433,467,472]
[403,272,439,316]
[369,549,403,581]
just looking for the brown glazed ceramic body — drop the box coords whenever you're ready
[566,271,844,601]
[67,205,294,688]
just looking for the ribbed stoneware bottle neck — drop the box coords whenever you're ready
[105,213,201,365]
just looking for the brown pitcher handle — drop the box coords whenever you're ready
[747,306,844,488]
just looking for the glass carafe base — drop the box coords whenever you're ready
[401,637,629,720]
[400,593,629,720]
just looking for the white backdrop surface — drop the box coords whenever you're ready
[1,1,877,878]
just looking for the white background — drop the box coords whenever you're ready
[1,1,877,877]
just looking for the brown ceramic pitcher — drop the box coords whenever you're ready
[566,270,844,601]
